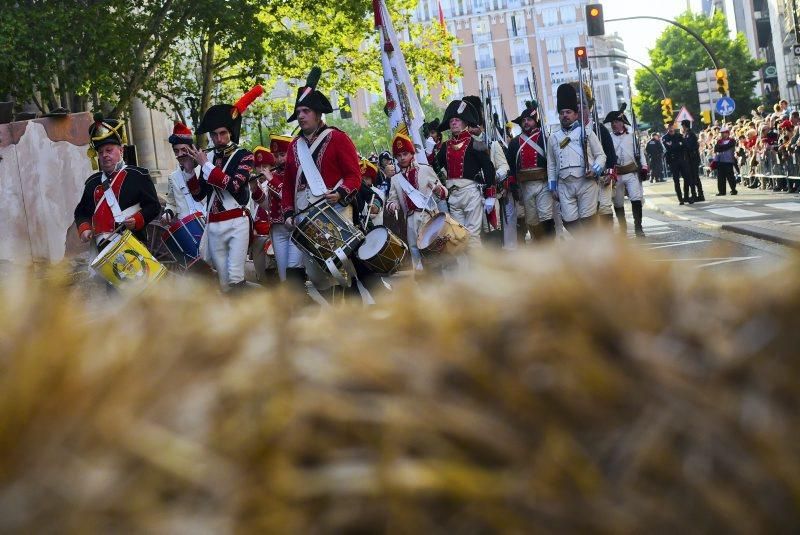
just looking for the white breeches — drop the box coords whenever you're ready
[597,180,614,215]
[520,180,554,223]
[446,179,483,248]
[613,172,644,206]
[406,210,432,270]
[558,175,599,222]
[270,223,303,281]
[207,216,250,289]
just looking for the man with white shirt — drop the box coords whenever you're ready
[162,122,205,223]
[547,83,606,232]
[604,107,648,237]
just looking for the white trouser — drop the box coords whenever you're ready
[500,197,517,250]
[207,216,250,289]
[270,223,303,281]
[557,175,599,223]
[613,172,644,206]
[406,210,432,270]
[446,179,483,249]
[520,180,554,224]
[597,179,613,215]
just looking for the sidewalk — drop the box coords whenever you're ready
[643,177,800,247]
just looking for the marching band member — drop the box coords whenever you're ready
[604,107,648,237]
[506,100,556,239]
[547,83,606,232]
[186,86,262,291]
[259,134,306,287]
[435,99,495,249]
[462,95,515,249]
[356,159,385,231]
[424,118,443,167]
[74,114,160,254]
[162,122,205,224]
[248,146,277,282]
[281,67,364,298]
[386,132,447,270]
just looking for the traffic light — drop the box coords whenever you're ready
[586,4,605,37]
[715,68,729,96]
[700,110,711,124]
[661,98,673,125]
[574,46,588,69]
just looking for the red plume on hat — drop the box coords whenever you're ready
[196,85,264,144]
[232,85,264,119]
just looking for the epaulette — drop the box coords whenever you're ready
[85,171,102,185]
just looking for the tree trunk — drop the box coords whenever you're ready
[198,31,217,150]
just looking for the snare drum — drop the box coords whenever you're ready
[356,226,408,275]
[162,212,205,261]
[91,230,166,292]
[291,199,364,284]
[417,212,469,256]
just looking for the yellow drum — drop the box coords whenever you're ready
[91,230,166,292]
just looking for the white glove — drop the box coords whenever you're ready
[484,197,496,214]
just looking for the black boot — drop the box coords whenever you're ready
[228,280,249,294]
[540,218,556,237]
[631,201,645,238]
[614,207,627,233]
[285,267,308,296]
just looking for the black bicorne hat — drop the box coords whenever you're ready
[196,85,264,144]
[512,100,539,125]
[288,66,333,122]
[438,99,480,132]
[462,95,484,124]
[602,103,631,126]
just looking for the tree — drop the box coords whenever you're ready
[632,11,762,129]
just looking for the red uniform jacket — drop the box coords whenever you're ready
[281,125,362,218]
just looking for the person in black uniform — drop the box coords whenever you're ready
[681,119,705,203]
[74,114,160,251]
[435,99,495,248]
[645,132,666,183]
[661,124,688,204]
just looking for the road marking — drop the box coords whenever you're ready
[647,239,711,249]
[765,202,800,211]
[705,207,767,218]
[646,230,676,236]
[696,256,762,268]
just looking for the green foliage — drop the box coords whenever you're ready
[0,0,458,128]
[633,11,762,129]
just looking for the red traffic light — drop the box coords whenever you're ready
[574,46,588,68]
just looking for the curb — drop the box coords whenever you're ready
[644,197,798,248]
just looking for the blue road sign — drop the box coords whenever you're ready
[716,97,736,117]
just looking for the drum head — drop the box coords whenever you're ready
[418,213,446,250]
[357,227,388,260]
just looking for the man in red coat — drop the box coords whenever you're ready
[282,67,365,298]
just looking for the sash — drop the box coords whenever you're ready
[206,148,245,213]
[392,172,431,210]
[517,132,545,163]
[296,128,334,196]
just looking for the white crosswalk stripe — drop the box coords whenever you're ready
[705,207,767,218]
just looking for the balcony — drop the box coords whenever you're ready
[476,58,496,70]
[515,83,530,95]
[511,54,530,65]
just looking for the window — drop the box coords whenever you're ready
[563,35,578,52]
[542,8,558,26]
[546,37,561,55]
[560,6,575,24]
[473,0,486,13]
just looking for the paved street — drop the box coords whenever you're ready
[616,177,800,273]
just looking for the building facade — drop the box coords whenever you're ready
[410,0,629,128]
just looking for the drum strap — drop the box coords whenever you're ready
[393,172,432,210]
[296,128,334,197]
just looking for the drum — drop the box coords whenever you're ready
[91,230,166,292]
[291,199,364,283]
[417,212,469,256]
[253,219,271,236]
[162,212,205,261]
[356,226,408,275]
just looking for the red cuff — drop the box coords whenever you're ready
[133,212,145,231]
[206,166,228,188]
[77,222,92,235]
[187,175,201,195]
[252,186,265,202]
